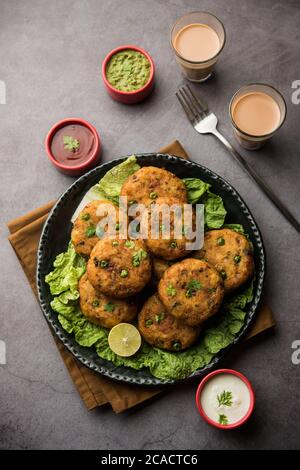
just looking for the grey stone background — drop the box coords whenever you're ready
[0,0,299,450]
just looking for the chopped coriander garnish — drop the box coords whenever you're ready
[125,240,135,249]
[63,135,80,152]
[186,279,202,297]
[155,313,165,323]
[166,283,177,297]
[217,237,225,246]
[86,226,96,238]
[218,414,228,425]
[92,300,100,307]
[149,191,158,199]
[172,341,182,351]
[104,302,115,312]
[120,269,128,278]
[145,319,153,327]
[234,255,241,264]
[100,260,109,268]
[112,240,119,247]
[217,390,233,407]
[132,249,148,267]
[81,213,90,221]
[170,241,177,249]
[220,270,227,280]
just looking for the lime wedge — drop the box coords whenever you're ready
[108,323,141,357]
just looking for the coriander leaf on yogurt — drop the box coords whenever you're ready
[217,390,233,407]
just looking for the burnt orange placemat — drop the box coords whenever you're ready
[7,140,275,413]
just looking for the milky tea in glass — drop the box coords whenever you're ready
[171,12,226,82]
[230,84,287,150]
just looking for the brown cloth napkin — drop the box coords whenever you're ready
[7,140,275,413]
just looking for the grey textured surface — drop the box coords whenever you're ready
[0,0,299,450]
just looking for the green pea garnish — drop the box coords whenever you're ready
[155,313,165,323]
[86,226,96,238]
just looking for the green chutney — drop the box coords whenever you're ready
[106,49,151,92]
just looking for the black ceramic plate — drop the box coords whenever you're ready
[37,154,265,386]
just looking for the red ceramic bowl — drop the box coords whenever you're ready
[196,369,255,430]
[102,45,155,104]
[45,118,102,176]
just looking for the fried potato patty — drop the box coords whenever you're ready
[138,294,200,351]
[79,273,137,329]
[158,258,224,327]
[141,196,195,261]
[87,238,152,298]
[71,200,122,257]
[195,228,254,294]
[120,166,188,207]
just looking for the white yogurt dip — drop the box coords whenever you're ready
[200,373,251,425]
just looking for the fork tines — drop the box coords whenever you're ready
[176,84,208,123]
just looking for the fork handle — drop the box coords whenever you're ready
[212,129,300,234]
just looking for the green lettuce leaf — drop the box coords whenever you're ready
[95,155,140,205]
[52,298,105,347]
[223,223,245,234]
[183,178,227,228]
[45,242,86,296]
[224,280,254,310]
[202,191,227,228]
[183,178,210,204]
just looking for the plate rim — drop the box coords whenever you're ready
[36,153,266,387]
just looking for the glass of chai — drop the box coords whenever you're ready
[171,11,226,82]
[230,83,287,150]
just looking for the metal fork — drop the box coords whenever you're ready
[176,84,300,234]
